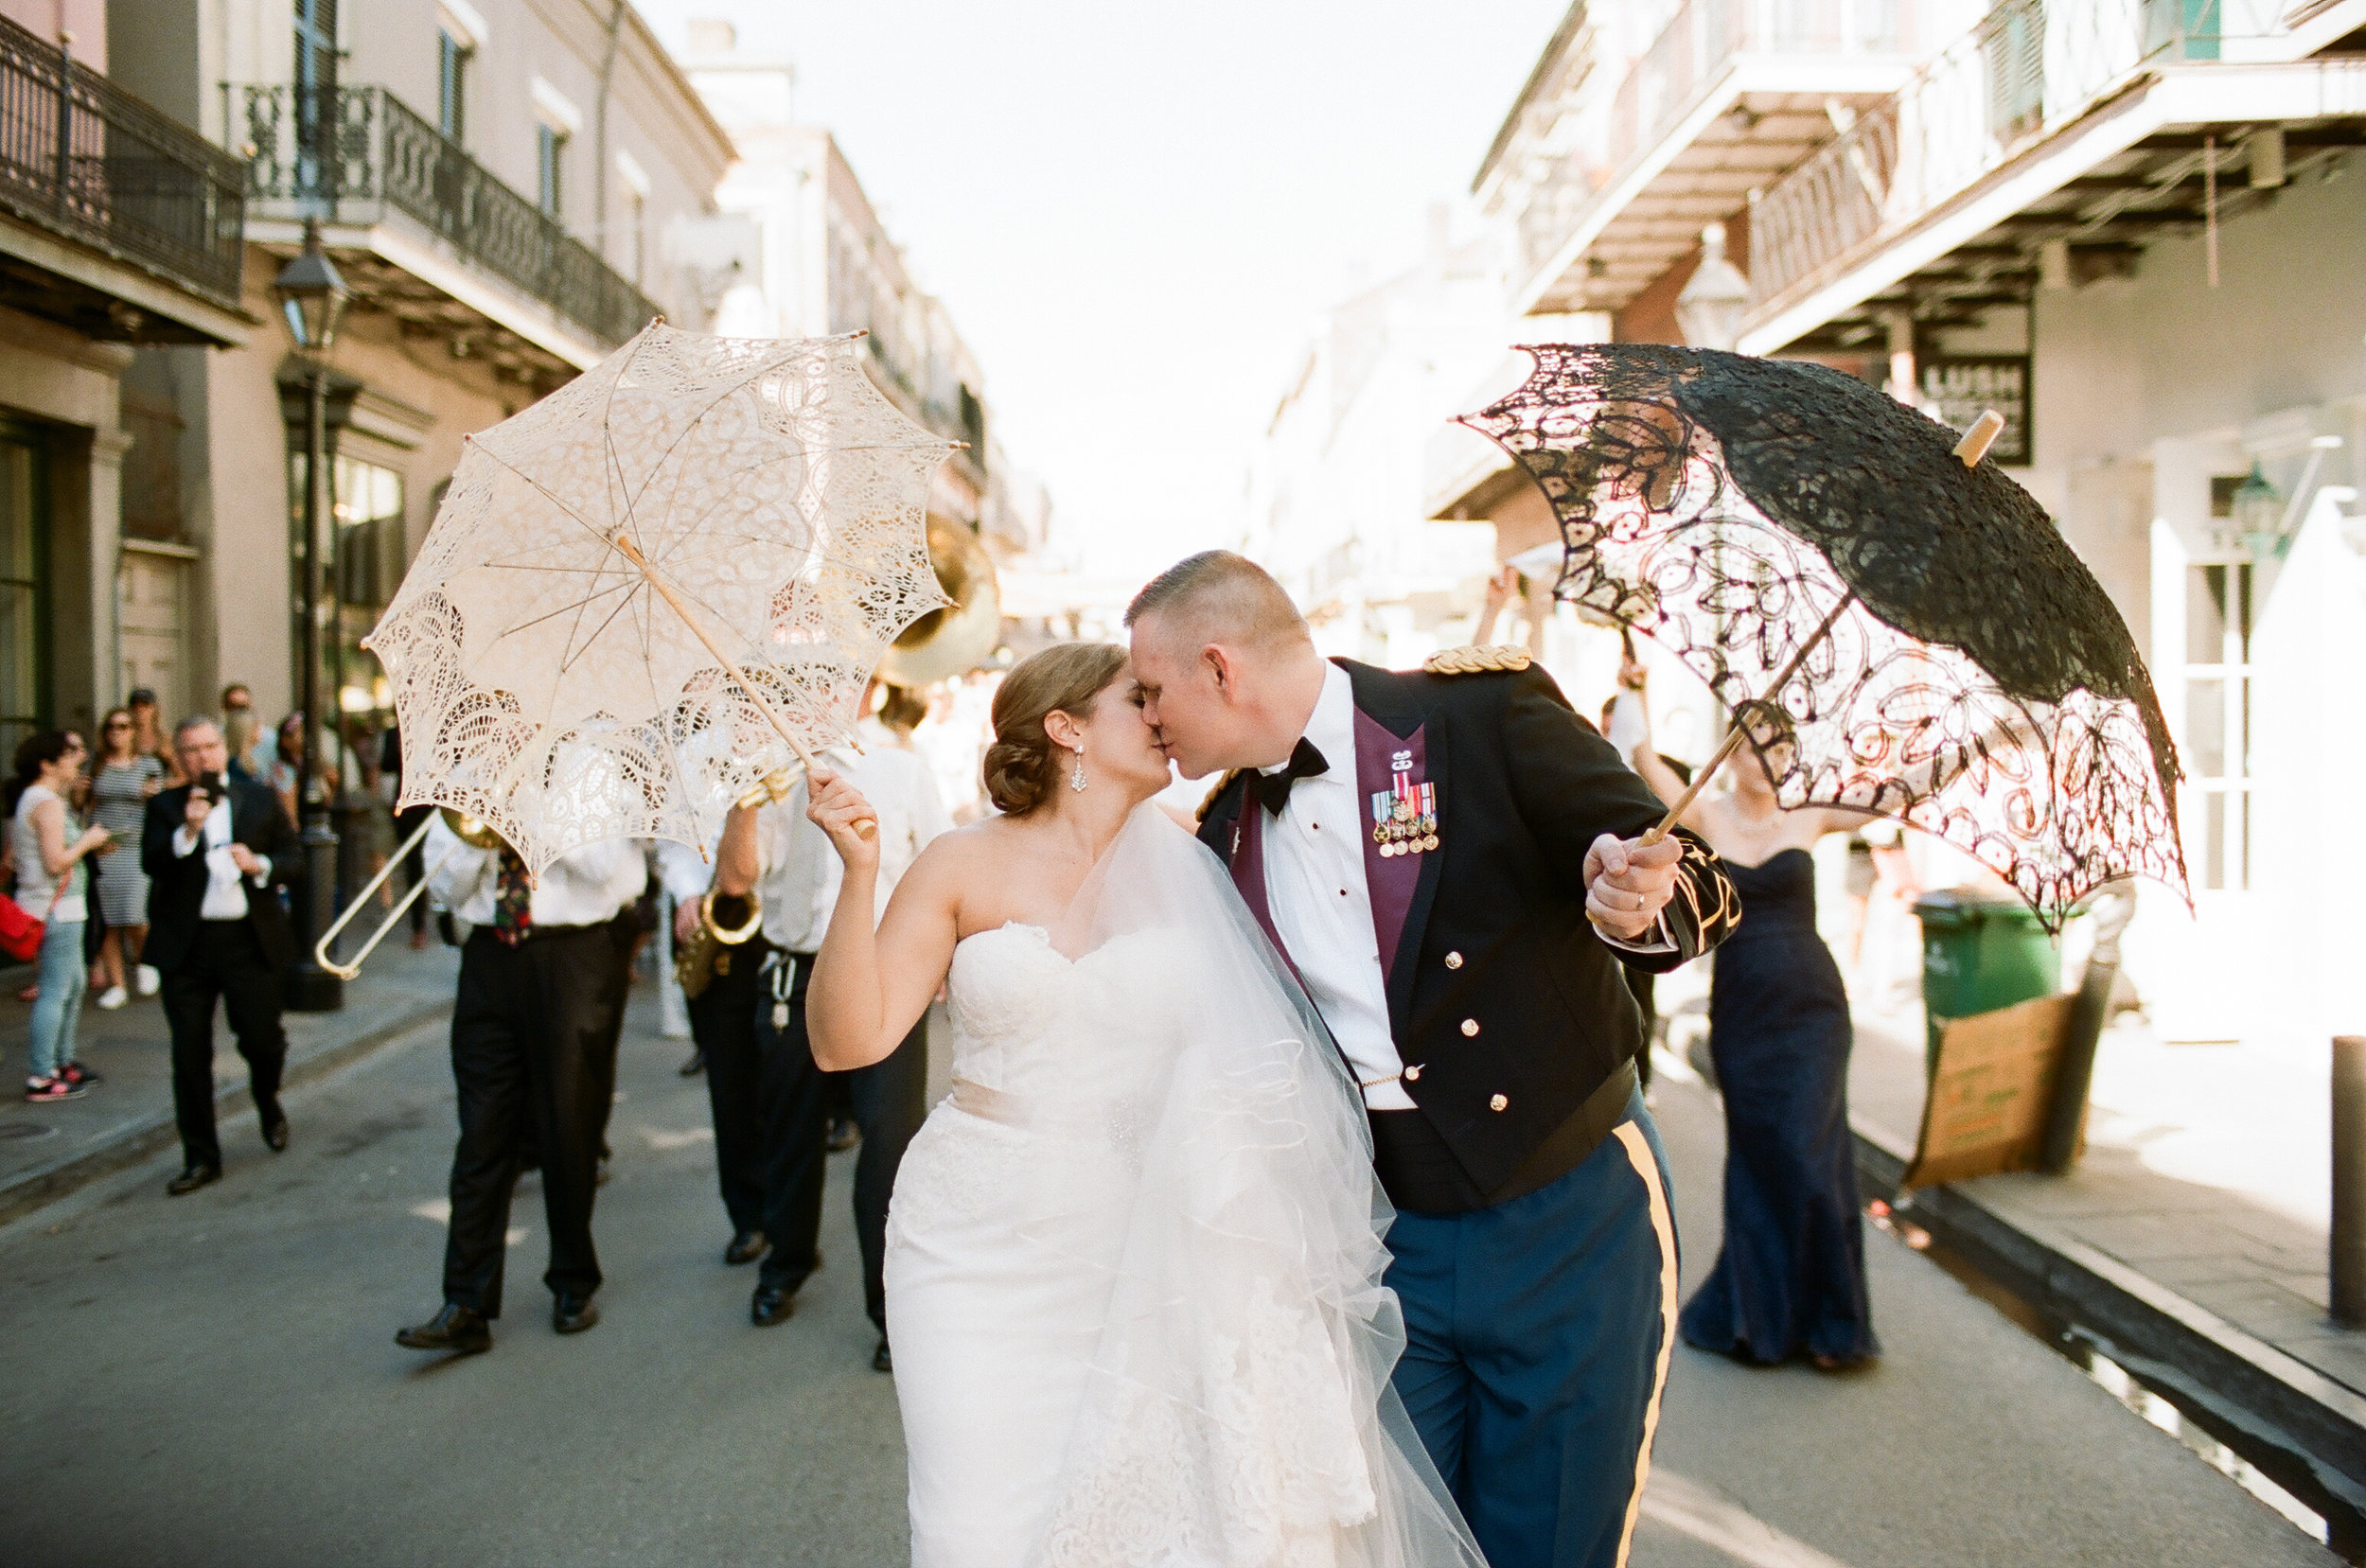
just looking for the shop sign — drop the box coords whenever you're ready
[1919,355,2031,466]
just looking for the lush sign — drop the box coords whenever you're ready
[1920,355,2031,466]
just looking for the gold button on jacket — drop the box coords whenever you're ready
[1489,1093,1510,1112]
[1403,1064,1422,1083]
[1443,951,1463,970]
[1460,1018,1480,1037]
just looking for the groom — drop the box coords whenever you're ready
[1129,552,1739,1568]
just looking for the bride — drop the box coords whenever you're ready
[801,642,1483,1568]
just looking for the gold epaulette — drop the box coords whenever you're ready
[1196,769,1244,822]
[1423,643,1533,676]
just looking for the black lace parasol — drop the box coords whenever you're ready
[1459,343,2187,930]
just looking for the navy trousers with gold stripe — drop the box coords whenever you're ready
[1385,1089,1678,1568]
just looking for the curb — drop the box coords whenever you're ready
[1851,1120,2366,1520]
[0,996,451,1227]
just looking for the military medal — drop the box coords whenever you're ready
[1372,753,1439,859]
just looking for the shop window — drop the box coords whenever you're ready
[2182,561,2251,891]
[0,424,47,762]
[332,455,405,730]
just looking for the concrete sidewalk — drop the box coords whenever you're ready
[0,940,459,1223]
[1841,998,2366,1514]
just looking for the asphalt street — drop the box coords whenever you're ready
[0,987,2336,1568]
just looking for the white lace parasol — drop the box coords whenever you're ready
[364,325,957,873]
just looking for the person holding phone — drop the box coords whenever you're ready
[141,716,302,1197]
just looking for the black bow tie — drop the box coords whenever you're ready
[1251,737,1329,816]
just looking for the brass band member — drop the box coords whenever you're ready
[709,731,949,1362]
[396,817,645,1355]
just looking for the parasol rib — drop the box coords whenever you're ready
[1642,588,1861,845]
[609,530,875,839]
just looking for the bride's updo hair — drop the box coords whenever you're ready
[983,643,1129,817]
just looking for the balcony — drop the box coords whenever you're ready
[1737,0,2366,354]
[0,12,249,344]
[1502,0,1956,316]
[238,84,660,376]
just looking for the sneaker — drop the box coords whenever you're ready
[26,1076,87,1102]
[95,985,128,1010]
[134,964,160,996]
[59,1062,99,1086]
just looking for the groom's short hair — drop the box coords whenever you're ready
[1125,551,1309,650]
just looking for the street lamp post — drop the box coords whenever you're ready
[275,221,349,1013]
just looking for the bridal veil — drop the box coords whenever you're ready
[1029,806,1485,1568]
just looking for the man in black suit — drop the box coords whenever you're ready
[142,716,302,1197]
[1130,552,1738,1568]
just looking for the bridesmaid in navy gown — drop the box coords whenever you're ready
[1613,661,1879,1369]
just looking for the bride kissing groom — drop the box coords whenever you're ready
[788,549,1739,1568]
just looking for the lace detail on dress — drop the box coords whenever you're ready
[1042,1274,1378,1568]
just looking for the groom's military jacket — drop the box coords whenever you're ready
[1197,651,1739,1198]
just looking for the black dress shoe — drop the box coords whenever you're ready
[396,1303,491,1354]
[260,1111,290,1152]
[825,1118,860,1154]
[724,1229,769,1266]
[750,1281,795,1327]
[552,1292,600,1334]
[166,1164,221,1197]
[872,1337,892,1374]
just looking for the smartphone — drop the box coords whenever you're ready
[191,769,224,802]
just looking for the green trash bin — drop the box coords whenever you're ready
[1913,890,2059,1076]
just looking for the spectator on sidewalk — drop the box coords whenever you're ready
[86,708,167,1010]
[125,688,182,785]
[267,712,336,827]
[9,731,114,1101]
[143,717,302,1197]
[1614,661,1880,1371]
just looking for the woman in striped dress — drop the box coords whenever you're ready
[87,707,166,1010]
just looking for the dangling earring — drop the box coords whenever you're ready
[1070,748,1087,792]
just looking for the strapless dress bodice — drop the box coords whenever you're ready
[941,922,1181,1112]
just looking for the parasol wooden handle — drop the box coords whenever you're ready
[1953,410,2006,467]
[1640,588,1862,845]
[611,531,876,841]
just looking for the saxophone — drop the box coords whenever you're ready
[673,766,801,999]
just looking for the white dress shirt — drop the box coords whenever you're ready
[756,736,951,954]
[1261,664,1415,1111]
[173,795,270,921]
[424,814,646,929]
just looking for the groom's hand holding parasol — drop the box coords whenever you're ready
[1582,831,1686,941]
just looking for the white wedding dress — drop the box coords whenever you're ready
[885,806,1483,1568]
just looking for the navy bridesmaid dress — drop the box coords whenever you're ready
[1678,847,1879,1365]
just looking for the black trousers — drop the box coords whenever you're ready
[440,920,630,1317]
[758,952,927,1332]
[686,936,775,1236]
[161,919,287,1172]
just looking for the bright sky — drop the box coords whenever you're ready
[634,1,1569,575]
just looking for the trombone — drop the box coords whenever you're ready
[313,806,503,980]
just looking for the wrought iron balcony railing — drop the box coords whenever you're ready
[0,12,244,311]
[1742,0,2292,336]
[238,83,657,352]
[1512,0,1933,291]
